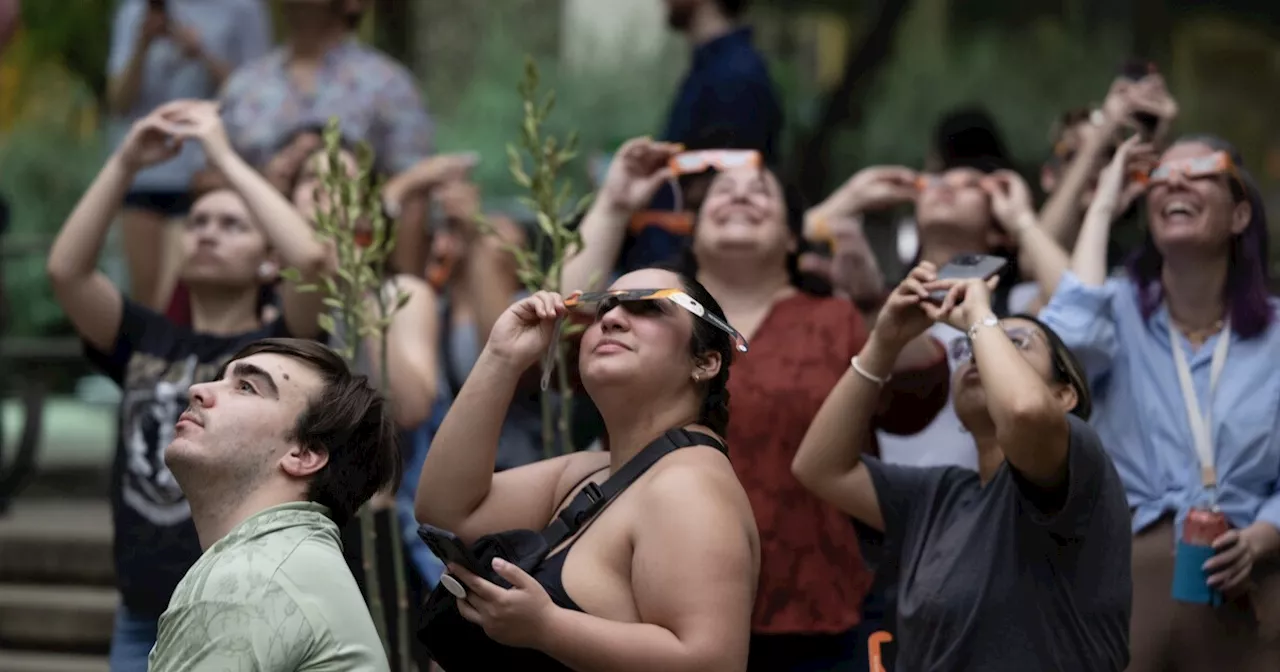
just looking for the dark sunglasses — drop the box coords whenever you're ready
[567,289,748,354]
[538,288,749,391]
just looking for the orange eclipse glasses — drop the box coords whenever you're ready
[1135,151,1242,189]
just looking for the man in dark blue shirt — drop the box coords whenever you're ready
[619,0,783,273]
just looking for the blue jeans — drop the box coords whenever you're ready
[108,605,157,672]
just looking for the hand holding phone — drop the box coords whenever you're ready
[1116,59,1164,139]
[418,524,485,599]
[928,254,1007,303]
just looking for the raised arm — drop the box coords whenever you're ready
[433,178,526,343]
[930,279,1071,489]
[47,110,183,352]
[416,292,580,543]
[367,275,439,429]
[164,100,331,339]
[792,263,942,530]
[561,138,682,293]
[803,167,918,306]
[983,170,1071,302]
[1073,136,1151,286]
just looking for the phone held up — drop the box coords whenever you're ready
[1119,58,1160,139]
[928,254,1007,303]
[418,524,485,599]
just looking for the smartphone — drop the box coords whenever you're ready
[418,524,484,576]
[929,254,1007,302]
[1119,59,1159,138]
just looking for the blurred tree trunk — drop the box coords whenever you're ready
[789,0,913,202]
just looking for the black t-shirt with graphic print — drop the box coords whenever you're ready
[862,415,1132,672]
[84,298,290,618]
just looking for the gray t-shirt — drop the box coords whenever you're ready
[863,414,1131,672]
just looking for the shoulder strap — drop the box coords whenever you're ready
[540,429,724,548]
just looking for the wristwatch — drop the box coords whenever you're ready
[968,314,999,340]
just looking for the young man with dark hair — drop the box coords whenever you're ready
[148,337,399,671]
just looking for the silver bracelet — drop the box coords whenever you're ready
[850,356,890,386]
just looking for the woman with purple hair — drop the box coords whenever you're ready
[1040,134,1280,670]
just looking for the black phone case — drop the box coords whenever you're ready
[418,526,484,575]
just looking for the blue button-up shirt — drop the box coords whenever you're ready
[620,27,783,273]
[1039,271,1280,538]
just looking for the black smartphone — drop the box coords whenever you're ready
[928,254,1008,302]
[418,524,484,575]
[1119,59,1159,138]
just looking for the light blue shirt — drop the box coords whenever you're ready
[1039,270,1280,538]
[107,0,272,192]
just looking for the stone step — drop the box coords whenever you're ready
[0,651,109,672]
[0,500,113,586]
[0,585,117,652]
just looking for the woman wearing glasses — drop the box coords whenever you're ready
[793,265,1133,671]
[563,138,950,670]
[1039,136,1280,670]
[414,268,760,671]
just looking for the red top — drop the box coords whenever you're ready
[165,282,192,326]
[726,293,949,635]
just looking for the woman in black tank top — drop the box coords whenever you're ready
[415,267,760,671]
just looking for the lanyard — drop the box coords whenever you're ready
[1167,316,1231,488]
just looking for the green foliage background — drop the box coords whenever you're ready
[4,1,1279,339]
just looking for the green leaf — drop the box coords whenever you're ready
[395,292,412,310]
[536,212,556,237]
[539,90,556,120]
[322,297,344,310]
[317,312,337,336]
[507,145,531,188]
[278,267,303,283]
[295,283,319,294]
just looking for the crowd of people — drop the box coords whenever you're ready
[26,0,1280,670]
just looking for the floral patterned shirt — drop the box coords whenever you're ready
[220,38,432,174]
[149,502,388,671]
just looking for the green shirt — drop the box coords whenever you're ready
[148,502,389,672]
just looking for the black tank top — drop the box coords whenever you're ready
[417,428,727,671]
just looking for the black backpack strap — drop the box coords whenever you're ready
[540,429,724,548]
